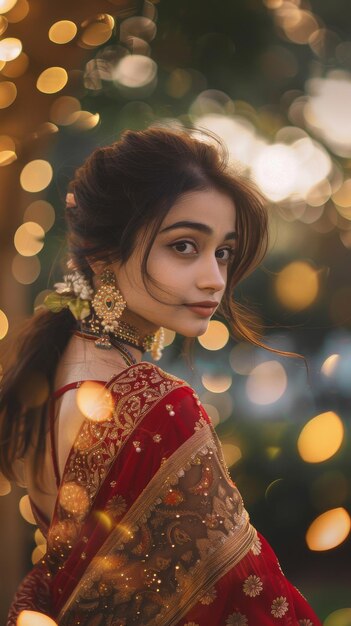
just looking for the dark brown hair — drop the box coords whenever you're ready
[0,125,283,483]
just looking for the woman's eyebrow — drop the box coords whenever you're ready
[159,220,237,240]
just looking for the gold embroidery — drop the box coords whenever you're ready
[46,363,188,574]
[58,424,256,626]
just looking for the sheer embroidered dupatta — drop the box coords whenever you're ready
[45,362,256,626]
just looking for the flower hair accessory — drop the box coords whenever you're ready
[43,268,94,321]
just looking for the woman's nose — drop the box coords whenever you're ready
[197,256,226,292]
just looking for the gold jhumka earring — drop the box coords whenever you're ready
[83,268,165,360]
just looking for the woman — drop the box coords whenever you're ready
[1,126,321,625]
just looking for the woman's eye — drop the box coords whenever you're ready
[170,241,235,262]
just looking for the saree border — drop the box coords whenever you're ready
[58,422,257,625]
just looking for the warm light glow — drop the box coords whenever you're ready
[198,320,229,350]
[246,361,287,405]
[113,54,157,89]
[0,308,9,339]
[49,20,77,44]
[229,342,255,375]
[14,222,44,256]
[321,354,340,376]
[221,443,242,467]
[6,0,29,23]
[34,528,46,546]
[251,143,298,201]
[0,80,17,108]
[0,149,16,165]
[297,411,344,463]
[201,403,220,427]
[306,507,350,551]
[0,36,22,61]
[31,543,46,565]
[333,179,351,220]
[19,495,36,524]
[24,200,55,232]
[80,15,114,47]
[12,254,41,284]
[20,159,53,192]
[59,482,90,516]
[275,261,319,311]
[201,373,232,393]
[200,390,233,422]
[163,327,176,347]
[36,66,68,94]
[304,71,351,157]
[49,95,81,125]
[0,473,11,495]
[0,0,17,13]
[17,611,58,626]
[76,381,113,422]
[68,110,100,130]
[0,16,8,36]
[1,51,28,77]
[324,608,351,626]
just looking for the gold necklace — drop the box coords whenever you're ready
[74,330,137,366]
[81,315,157,352]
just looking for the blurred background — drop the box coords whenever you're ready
[0,0,351,623]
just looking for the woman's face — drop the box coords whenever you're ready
[109,188,237,337]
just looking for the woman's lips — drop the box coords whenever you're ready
[184,304,217,316]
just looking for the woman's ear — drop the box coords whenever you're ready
[85,257,107,277]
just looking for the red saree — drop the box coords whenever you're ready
[8,362,322,626]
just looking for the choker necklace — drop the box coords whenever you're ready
[74,330,138,366]
[80,315,157,353]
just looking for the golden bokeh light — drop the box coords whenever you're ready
[6,0,29,23]
[31,543,46,565]
[36,66,68,94]
[20,159,53,192]
[68,110,100,130]
[324,608,351,626]
[162,327,176,347]
[0,473,11,495]
[0,15,8,36]
[76,381,113,422]
[59,482,90,516]
[120,16,156,43]
[0,308,9,339]
[34,528,46,546]
[201,373,232,393]
[198,320,229,351]
[0,149,16,165]
[265,446,282,460]
[1,51,28,77]
[12,253,41,284]
[200,390,233,422]
[17,611,58,626]
[201,403,220,427]
[332,179,351,220]
[306,507,350,551]
[0,0,17,12]
[80,14,114,47]
[18,371,49,408]
[49,95,81,126]
[221,442,242,467]
[321,353,340,376]
[19,495,36,524]
[48,20,77,44]
[229,342,255,375]
[246,361,287,405]
[24,200,55,232]
[0,36,21,61]
[297,411,344,463]
[0,80,17,108]
[113,55,157,89]
[275,261,319,311]
[14,222,44,256]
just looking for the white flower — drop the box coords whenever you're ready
[271,596,289,618]
[54,271,94,301]
[299,620,314,626]
[251,535,262,556]
[226,612,248,626]
[242,574,263,597]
